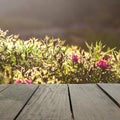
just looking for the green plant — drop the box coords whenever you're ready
[0,29,120,84]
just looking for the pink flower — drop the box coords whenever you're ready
[16,79,23,84]
[25,80,33,84]
[103,55,111,60]
[72,54,78,63]
[96,59,111,69]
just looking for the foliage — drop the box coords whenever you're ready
[0,29,120,84]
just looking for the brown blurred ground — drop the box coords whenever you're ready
[0,0,120,49]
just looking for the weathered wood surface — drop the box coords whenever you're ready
[0,84,120,120]
[98,83,120,106]
[17,84,72,120]
[0,84,39,120]
[0,84,9,93]
[69,84,120,120]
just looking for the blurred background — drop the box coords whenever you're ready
[0,0,120,50]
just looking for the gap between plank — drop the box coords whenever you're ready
[67,84,75,120]
[96,84,120,108]
[14,85,39,120]
[0,85,10,93]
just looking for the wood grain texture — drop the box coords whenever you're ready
[97,83,120,106]
[0,84,38,120]
[17,84,72,120]
[0,84,9,93]
[69,84,120,120]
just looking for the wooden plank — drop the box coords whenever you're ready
[17,84,72,120]
[69,84,120,120]
[97,83,120,106]
[0,84,9,93]
[0,84,39,120]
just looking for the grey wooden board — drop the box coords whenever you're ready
[17,84,72,120]
[98,84,120,106]
[0,84,8,93]
[69,84,120,120]
[0,84,38,120]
